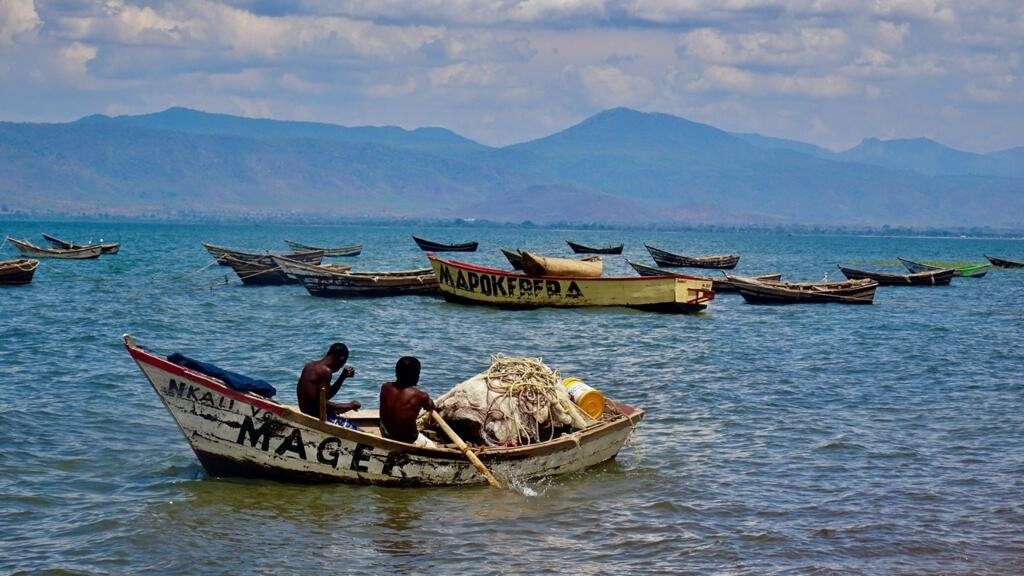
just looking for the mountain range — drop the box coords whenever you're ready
[1,107,1021,229]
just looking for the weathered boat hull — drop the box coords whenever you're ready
[41,233,119,254]
[5,237,102,259]
[898,257,989,278]
[984,255,1024,269]
[284,240,362,257]
[626,259,780,293]
[269,256,352,283]
[644,243,740,269]
[566,240,624,255]
[0,258,39,285]
[500,247,524,270]
[201,242,325,267]
[412,235,478,252]
[838,265,954,286]
[301,269,440,297]
[726,275,878,304]
[429,255,714,313]
[124,335,644,486]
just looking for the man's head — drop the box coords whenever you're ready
[325,342,349,370]
[395,356,420,386]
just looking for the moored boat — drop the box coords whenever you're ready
[223,250,328,286]
[626,259,781,293]
[283,240,362,257]
[520,251,603,278]
[644,243,740,269]
[41,233,120,255]
[838,265,954,286]
[897,257,989,278]
[122,334,644,486]
[566,240,624,255]
[5,236,102,259]
[201,242,324,266]
[412,235,478,252]
[984,255,1024,269]
[500,247,524,270]
[0,258,40,285]
[301,268,440,297]
[268,255,353,283]
[428,254,714,314]
[725,275,878,304]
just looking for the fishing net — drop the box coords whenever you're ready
[422,354,593,447]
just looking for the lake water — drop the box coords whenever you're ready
[1,221,1022,575]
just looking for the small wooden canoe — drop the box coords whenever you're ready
[284,240,362,257]
[838,265,954,286]
[726,275,878,304]
[985,255,1024,269]
[201,242,324,267]
[644,243,740,269]
[897,257,989,278]
[412,235,478,252]
[41,233,120,255]
[520,251,603,278]
[301,268,440,297]
[5,236,102,259]
[0,258,40,285]
[268,255,353,283]
[123,334,644,486]
[626,259,781,293]
[566,240,624,255]
[429,254,715,314]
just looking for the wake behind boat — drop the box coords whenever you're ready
[123,335,643,486]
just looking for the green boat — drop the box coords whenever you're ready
[897,257,990,278]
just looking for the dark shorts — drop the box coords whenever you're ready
[327,413,361,430]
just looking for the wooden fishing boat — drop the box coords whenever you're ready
[222,251,328,286]
[984,255,1024,269]
[838,265,955,286]
[301,268,440,297]
[725,275,878,304]
[41,232,120,255]
[428,254,715,314]
[566,240,624,255]
[5,236,102,259]
[201,242,324,266]
[284,240,362,257]
[625,259,781,293]
[500,247,524,270]
[520,251,603,278]
[897,257,989,278]
[412,235,478,252]
[268,255,353,283]
[0,258,40,285]
[122,334,643,486]
[644,243,740,269]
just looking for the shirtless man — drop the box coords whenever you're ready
[296,343,361,428]
[379,356,440,447]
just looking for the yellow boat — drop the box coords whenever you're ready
[428,254,714,314]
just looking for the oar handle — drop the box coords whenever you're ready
[431,411,503,489]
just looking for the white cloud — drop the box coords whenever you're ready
[578,64,657,108]
[0,0,42,45]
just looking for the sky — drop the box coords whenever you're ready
[0,0,1021,153]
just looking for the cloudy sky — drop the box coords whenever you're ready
[1,0,1021,153]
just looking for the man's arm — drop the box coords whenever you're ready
[328,366,355,399]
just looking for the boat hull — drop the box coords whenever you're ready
[0,258,39,285]
[301,269,440,297]
[5,237,101,259]
[412,235,478,252]
[520,251,603,277]
[429,255,714,313]
[839,265,954,286]
[626,259,779,293]
[985,255,1024,269]
[124,336,643,486]
[644,243,739,269]
[898,257,989,278]
[284,240,362,257]
[566,240,623,255]
[726,275,878,304]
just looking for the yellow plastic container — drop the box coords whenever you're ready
[562,376,605,419]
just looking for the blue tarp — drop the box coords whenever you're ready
[166,352,277,399]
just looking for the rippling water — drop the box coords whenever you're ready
[1,221,1022,575]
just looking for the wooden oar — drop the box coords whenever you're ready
[431,411,503,489]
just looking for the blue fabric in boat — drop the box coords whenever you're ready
[166,352,277,398]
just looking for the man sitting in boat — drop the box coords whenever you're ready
[380,356,442,448]
[296,343,361,429]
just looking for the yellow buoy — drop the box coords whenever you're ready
[562,376,605,419]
